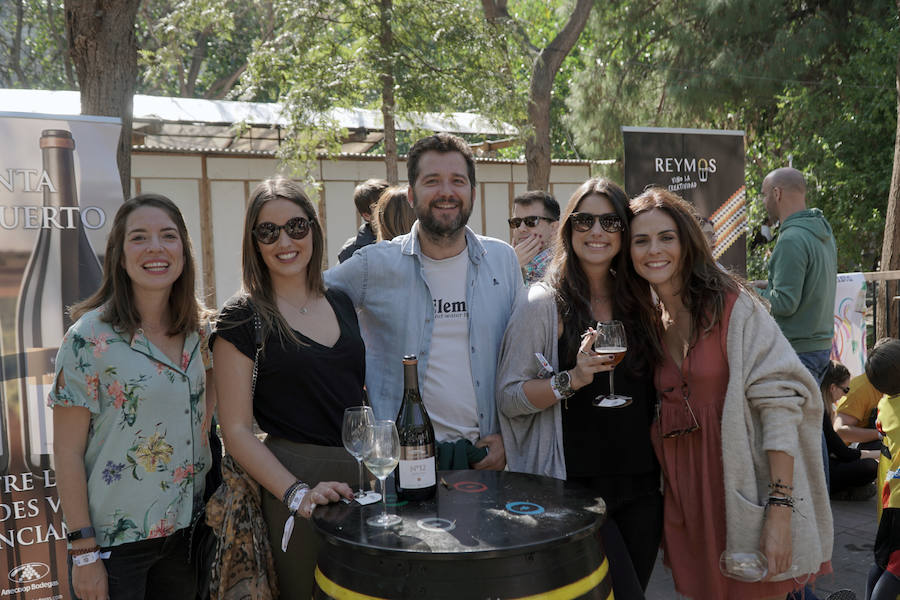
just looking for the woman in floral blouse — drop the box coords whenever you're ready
[51,194,215,600]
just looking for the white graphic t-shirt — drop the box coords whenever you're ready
[420,249,480,443]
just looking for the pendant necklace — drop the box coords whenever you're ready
[278,293,312,315]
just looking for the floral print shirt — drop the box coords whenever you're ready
[49,307,212,548]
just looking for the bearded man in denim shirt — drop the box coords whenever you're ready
[326,133,524,469]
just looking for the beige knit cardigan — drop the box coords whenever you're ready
[721,291,833,580]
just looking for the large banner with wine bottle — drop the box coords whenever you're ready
[0,113,122,599]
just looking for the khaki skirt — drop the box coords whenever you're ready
[261,437,359,600]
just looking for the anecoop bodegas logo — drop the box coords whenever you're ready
[8,561,50,584]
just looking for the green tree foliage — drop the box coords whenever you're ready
[0,0,74,89]
[567,0,897,275]
[239,0,509,182]
[137,0,277,99]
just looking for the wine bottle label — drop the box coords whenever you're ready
[398,456,436,489]
[26,380,54,455]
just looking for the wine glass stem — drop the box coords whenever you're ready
[608,369,616,397]
[356,458,364,494]
[380,477,388,521]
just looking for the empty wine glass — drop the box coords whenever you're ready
[719,550,768,582]
[342,406,374,498]
[363,420,402,528]
[720,550,800,582]
[592,320,632,408]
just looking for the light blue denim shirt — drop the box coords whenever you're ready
[325,223,524,438]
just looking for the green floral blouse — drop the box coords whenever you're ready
[49,307,213,548]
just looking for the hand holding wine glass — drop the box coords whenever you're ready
[342,406,374,498]
[363,420,402,528]
[592,320,631,408]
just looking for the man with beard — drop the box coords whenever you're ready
[325,133,523,470]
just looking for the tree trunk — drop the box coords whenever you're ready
[483,0,593,190]
[380,0,399,185]
[877,18,900,340]
[65,0,141,201]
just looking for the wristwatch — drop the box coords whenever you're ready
[66,526,96,542]
[551,370,576,400]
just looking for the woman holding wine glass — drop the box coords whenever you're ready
[628,187,832,598]
[212,177,360,598]
[497,177,663,592]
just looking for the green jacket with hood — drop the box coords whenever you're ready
[759,208,837,353]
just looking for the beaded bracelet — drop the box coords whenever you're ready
[282,480,307,506]
[768,480,794,495]
[68,545,100,556]
[765,495,795,510]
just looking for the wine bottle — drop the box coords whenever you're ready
[395,355,437,501]
[16,129,103,472]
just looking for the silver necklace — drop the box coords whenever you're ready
[277,293,312,315]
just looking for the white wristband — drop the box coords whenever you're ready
[550,376,564,401]
[288,486,310,514]
[72,551,100,566]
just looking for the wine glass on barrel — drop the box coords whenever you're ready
[592,320,631,408]
[342,406,374,498]
[363,420,402,527]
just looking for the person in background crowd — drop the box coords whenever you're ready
[338,178,389,263]
[864,339,900,600]
[326,133,523,470]
[629,187,832,599]
[373,185,416,242]
[212,177,359,598]
[834,340,895,449]
[52,194,215,600]
[509,190,560,284]
[821,361,879,500]
[497,178,663,593]
[753,167,837,386]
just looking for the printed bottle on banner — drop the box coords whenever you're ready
[0,320,8,474]
[16,129,103,472]
[395,355,437,502]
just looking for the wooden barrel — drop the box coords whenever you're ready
[312,470,611,600]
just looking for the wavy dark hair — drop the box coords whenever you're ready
[71,193,203,336]
[545,177,661,375]
[629,187,744,350]
[235,177,325,346]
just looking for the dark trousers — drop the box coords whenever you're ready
[570,472,663,596]
[69,528,196,600]
[831,457,878,495]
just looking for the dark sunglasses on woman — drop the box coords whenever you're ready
[570,212,624,233]
[253,216,314,244]
[508,215,557,229]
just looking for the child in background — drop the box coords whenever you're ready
[865,339,900,600]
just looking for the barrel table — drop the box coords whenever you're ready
[311,470,611,600]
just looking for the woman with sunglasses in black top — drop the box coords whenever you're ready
[628,187,831,599]
[211,177,360,598]
[497,177,663,593]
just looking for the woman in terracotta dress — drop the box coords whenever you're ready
[628,187,832,599]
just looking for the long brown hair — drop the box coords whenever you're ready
[71,193,203,336]
[237,176,325,345]
[629,187,742,346]
[546,177,661,374]
[374,185,416,241]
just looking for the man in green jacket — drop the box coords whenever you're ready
[754,166,837,386]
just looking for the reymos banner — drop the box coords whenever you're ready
[622,126,747,274]
[0,112,122,600]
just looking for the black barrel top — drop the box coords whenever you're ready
[312,470,605,558]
